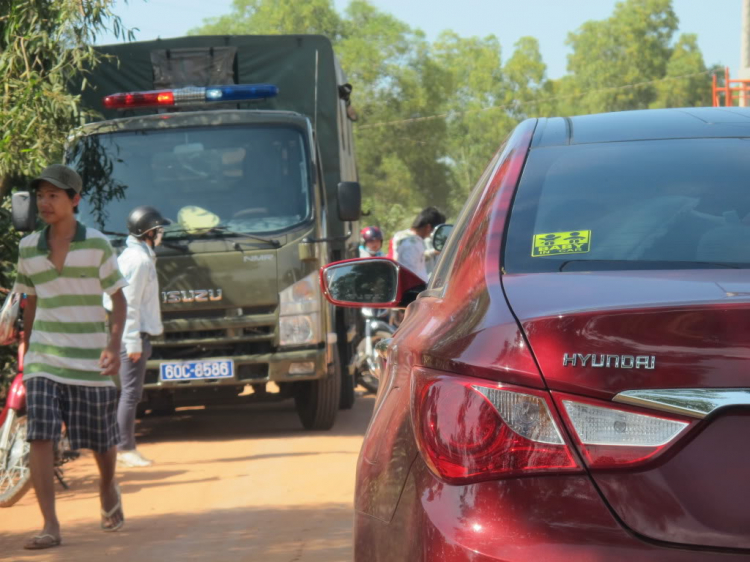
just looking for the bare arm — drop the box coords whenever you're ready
[100,288,126,377]
[22,294,37,352]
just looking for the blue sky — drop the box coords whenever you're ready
[99,0,741,79]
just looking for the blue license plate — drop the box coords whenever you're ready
[159,360,234,381]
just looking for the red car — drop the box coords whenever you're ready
[321,108,750,561]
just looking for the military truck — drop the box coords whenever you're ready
[15,36,362,430]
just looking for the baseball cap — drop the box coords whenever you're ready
[30,164,83,194]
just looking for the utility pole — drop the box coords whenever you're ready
[742,0,750,105]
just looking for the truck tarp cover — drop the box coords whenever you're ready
[73,35,346,236]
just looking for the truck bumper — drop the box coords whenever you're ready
[143,347,327,390]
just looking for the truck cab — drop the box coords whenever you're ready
[14,35,362,430]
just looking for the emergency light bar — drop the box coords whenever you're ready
[103,84,279,110]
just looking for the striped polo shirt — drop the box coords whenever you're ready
[14,222,127,387]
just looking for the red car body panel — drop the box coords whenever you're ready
[503,270,750,397]
[503,271,750,548]
[356,458,750,561]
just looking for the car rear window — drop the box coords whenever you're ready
[504,138,750,273]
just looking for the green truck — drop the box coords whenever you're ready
[20,36,363,430]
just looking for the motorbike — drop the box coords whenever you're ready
[0,291,77,508]
[352,307,395,394]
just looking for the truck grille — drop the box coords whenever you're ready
[151,305,277,361]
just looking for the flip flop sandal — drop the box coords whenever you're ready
[24,534,62,550]
[101,483,125,532]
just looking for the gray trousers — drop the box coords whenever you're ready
[117,334,152,451]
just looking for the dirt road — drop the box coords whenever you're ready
[0,393,375,561]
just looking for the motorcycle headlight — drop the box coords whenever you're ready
[279,273,322,346]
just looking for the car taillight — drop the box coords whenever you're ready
[553,393,694,470]
[411,368,581,484]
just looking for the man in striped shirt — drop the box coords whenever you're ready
[14,164,128,550]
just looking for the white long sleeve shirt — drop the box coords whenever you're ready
[117,235,163,353]
[390,229,428,281]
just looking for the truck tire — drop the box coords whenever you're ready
[336,315,355,410]
[339,369,355,410]
[339,340,356,410]
[295,351,341,430]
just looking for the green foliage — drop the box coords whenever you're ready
[0,1,132,198]
[651,33,711,108]
[566,0,678,113]
[191,0,343,38]
[192,0,716,236]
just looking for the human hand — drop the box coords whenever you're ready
[128,352,142,363]
[100,346,121,377]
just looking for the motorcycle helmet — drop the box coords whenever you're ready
[0,292,21,345]
[127,206,171,238]
[360,226,383,242]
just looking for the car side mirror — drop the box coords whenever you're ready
[337,181,361,221]
[320,257,426,309]
[11,191,37,232]
[432,223,453,252]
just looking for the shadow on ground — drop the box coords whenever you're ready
[136,393,376,444]
[0,503,353,562]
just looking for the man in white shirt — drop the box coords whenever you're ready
[388,207,446,281]
[115,206,169,468]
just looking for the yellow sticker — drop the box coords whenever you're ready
[532,230,591,257]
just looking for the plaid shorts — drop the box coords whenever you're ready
[26,377,120,453]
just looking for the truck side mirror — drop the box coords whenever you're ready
[11,191,37,232]
[337,181,361,222]
[432,223,454,252]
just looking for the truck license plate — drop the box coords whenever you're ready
[159,360,234,381]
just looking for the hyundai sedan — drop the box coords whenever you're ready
[321,107,750,561]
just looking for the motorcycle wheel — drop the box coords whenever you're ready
[0,411,32,507]
[356,330,392,395]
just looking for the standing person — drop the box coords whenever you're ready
[359,226,384,258]
[387,206,446,280]
[115,206,170,468]
[14,164,128,550]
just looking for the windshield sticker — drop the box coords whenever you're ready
[532,230,591,257]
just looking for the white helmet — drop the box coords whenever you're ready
[0,292,21,345]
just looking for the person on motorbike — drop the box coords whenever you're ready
[359,226,384,258]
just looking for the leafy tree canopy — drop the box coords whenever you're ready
[191,0,714,232]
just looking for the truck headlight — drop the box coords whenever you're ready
[279,273,322,346]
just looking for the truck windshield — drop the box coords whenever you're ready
[68,126,312,237]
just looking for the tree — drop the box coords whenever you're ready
[651,33,711,108]
[565,0,678,113]
[0,0,132,200]
[190,0,343,38]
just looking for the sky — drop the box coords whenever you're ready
[98,0,742,80]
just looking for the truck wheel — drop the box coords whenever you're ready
[339,345,356,410]
[295,352,341,430]
[336,317,355,410]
